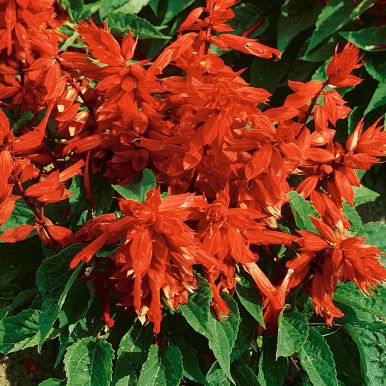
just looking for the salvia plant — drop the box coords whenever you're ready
[0,0,385,385]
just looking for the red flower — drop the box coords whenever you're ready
[326,43,364,88]
[71,189,221,333]
[287,217,386,325]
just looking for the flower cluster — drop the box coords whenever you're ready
[1,0,385,334]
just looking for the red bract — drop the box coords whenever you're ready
[287,217,386,325]
[70,189,221,333]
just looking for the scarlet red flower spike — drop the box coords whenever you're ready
[1,0,385,345]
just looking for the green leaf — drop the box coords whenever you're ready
[231,360,259,386]
[92,173,114,215]
[112,169,157,202]
[276,310,309,358]
[305,0,376,54]
[324,330,361,386]
[138,344,166,386]
[288,191,319,232]
[335,282,386,319]
[306,0,353,53]
[0,309,40,354]
[0,200,35,241]
[353,185,380,206]
[36,244,84,350]
[161,346,184,386]
[5,288,38,316]
[68,175,89,227]
[258,336,288,386]
[206,362,230,386]
[112,322,152,386]
[163,0,195,24]
[236,275,265,327]
[358,221,386,253]
[345,322,386,386]
[365,52,386,82]
[106,13,170,39]
[364,82,386,115]
[170,335,206,384]
[100,0,150,19]
[343,202,363,233]
[299,328,338,386]
[39,379,66,386]
[180,275,240,383]
[277,0,322,52]
[58,0,84,22]
[64,337,115,386]
[340,26,386,52]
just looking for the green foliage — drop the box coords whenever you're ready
[288,191,319,232]
[345,322,386,386]
[276,310,309,358]
[180,276,240,383]
[35,245,84,351]
[112,169,157,201]
[236,274,265,327]
[112,322,152,385]
[0,200,35,239]
[137,344,184,386]
[299,328,338,386]
[0,309,41,354]
[353,185,380,206]
[64,337,115,386]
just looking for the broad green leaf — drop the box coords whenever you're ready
[258,336,288,386]
[299,328,338,386]
[170,335,206,384]
[288,191,318,232]
[58,0,84,22]
[335,282,386,318]
[112,322,152,386]
[100,0,150,19]
[64,337,115,386]
[92,173,114,215]
[231,360,259,386]
[138,344,165,386]
[353,185,380,206]
[112,168,157,202]
[39,379,66,386]
[306,0,353,53]
[0,309,40,354]
[0,200,35,241]
[180,275,240,383]
[306,0,376,54]
[149,0,159,15]
[106,13,170,39]
[343,202,363,233]
[161,346,184,386]
[345,322,386,386]
[276,310,309,358]
[340,26,386,52]
[358,221,386,253]
[69,176,89,227]
[277,0,322,52]
[5,288,37,316]
[365,52,386,82]
[163,0,195,24]
[364,82,386,115]
[236,275,265,327]
[206,362,230,386]
[324,330,362,386]
[36,244,84,350]
[231,310,257,362]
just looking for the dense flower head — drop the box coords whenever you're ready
[0,0,385,338]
